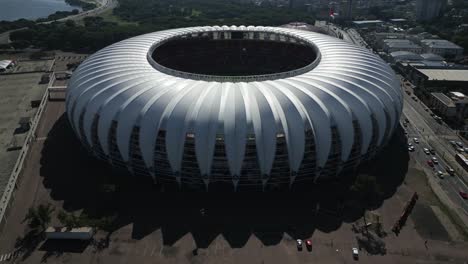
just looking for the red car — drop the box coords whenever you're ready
[305,239,312,251]
[460,192,468,200]
[427,160,434,167]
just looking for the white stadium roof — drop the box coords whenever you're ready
[66,26,402,178]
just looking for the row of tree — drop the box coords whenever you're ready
[5,0,315,53]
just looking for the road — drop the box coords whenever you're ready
[327,25,372,52]
[402,80,468,183]
[0,27,27,45]
[401,84,468,216]
[0,0,117,46]
[39,0,117,24]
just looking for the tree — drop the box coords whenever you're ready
[57,210,80,229]
[350,174,383,206]
[22,204,55,233]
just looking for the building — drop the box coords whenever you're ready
[0,60,13,72]
[420,39,464,59]
[409,67,468,93]
[388,51,422,64]
[352,20,384,29]
[415,0,446,21]
[383,39,422,54]
[429,92,468,123]
[430,93,457,117]
[66,26,402,191]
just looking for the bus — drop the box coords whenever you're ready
[455,154,468,171]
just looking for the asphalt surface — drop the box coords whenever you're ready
[401,84,468,216]
[338,28,468,219]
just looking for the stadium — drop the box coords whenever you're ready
[66,26,402,191]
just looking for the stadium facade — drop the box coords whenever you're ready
[66,26,403,191]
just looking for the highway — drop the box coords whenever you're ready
[402,80,468,183]
[340,28,468,217]
[401,84,468,216]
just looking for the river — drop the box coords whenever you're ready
[0,0,83,21]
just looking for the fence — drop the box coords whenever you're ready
[0,72,53,233]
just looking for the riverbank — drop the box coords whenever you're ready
[0,0,83,22]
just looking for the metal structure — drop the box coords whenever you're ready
[66,26,403,190]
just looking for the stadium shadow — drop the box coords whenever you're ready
[39,114,409,249]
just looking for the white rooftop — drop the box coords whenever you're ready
[0,60,12,69]
[421,39,463,50]
[418,69,468,81]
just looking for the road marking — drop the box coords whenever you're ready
[150,244,157,256]
[403,106,468,210]
[142,243,148,256]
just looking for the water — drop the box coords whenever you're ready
[0,0,83,21]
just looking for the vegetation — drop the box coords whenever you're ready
[22,204,55,233]
[36,10,80,23]
[65,0,97,11]
[58,210,117,231]
[350,174,383,207]
[0,19,35,34]
[9,17,148,52]
[6,0,315,53]
[113,0,314,28]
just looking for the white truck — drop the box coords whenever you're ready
[45,227,94,240]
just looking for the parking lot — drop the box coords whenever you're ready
[0,71,48,195]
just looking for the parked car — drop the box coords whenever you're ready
[456,141,464,148]
[427,160,434,167]
[436,171,444,179]
[305,239,312,251]
[352,247,359,260]
[446,166,455,176]
[423,148,430,155]
[413,138,419,144]
[456,147,465,153]
[432,157,438,164]
[449,140,457,146]
[429,148,435,155]
[408,146,415,152]
[460,192,468,200]
[296,239,303,250]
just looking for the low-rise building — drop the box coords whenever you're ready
[429,92,468,124]
[420,39,464,59]
[430,92,457,117]
[0,60,13,72]
[389,51,422,64]
[383,39,422,54]
[409,67,468,93]
[352,20,384,29]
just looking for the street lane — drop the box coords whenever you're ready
[402,95,468,215]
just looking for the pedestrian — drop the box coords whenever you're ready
[424,240,428,249]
